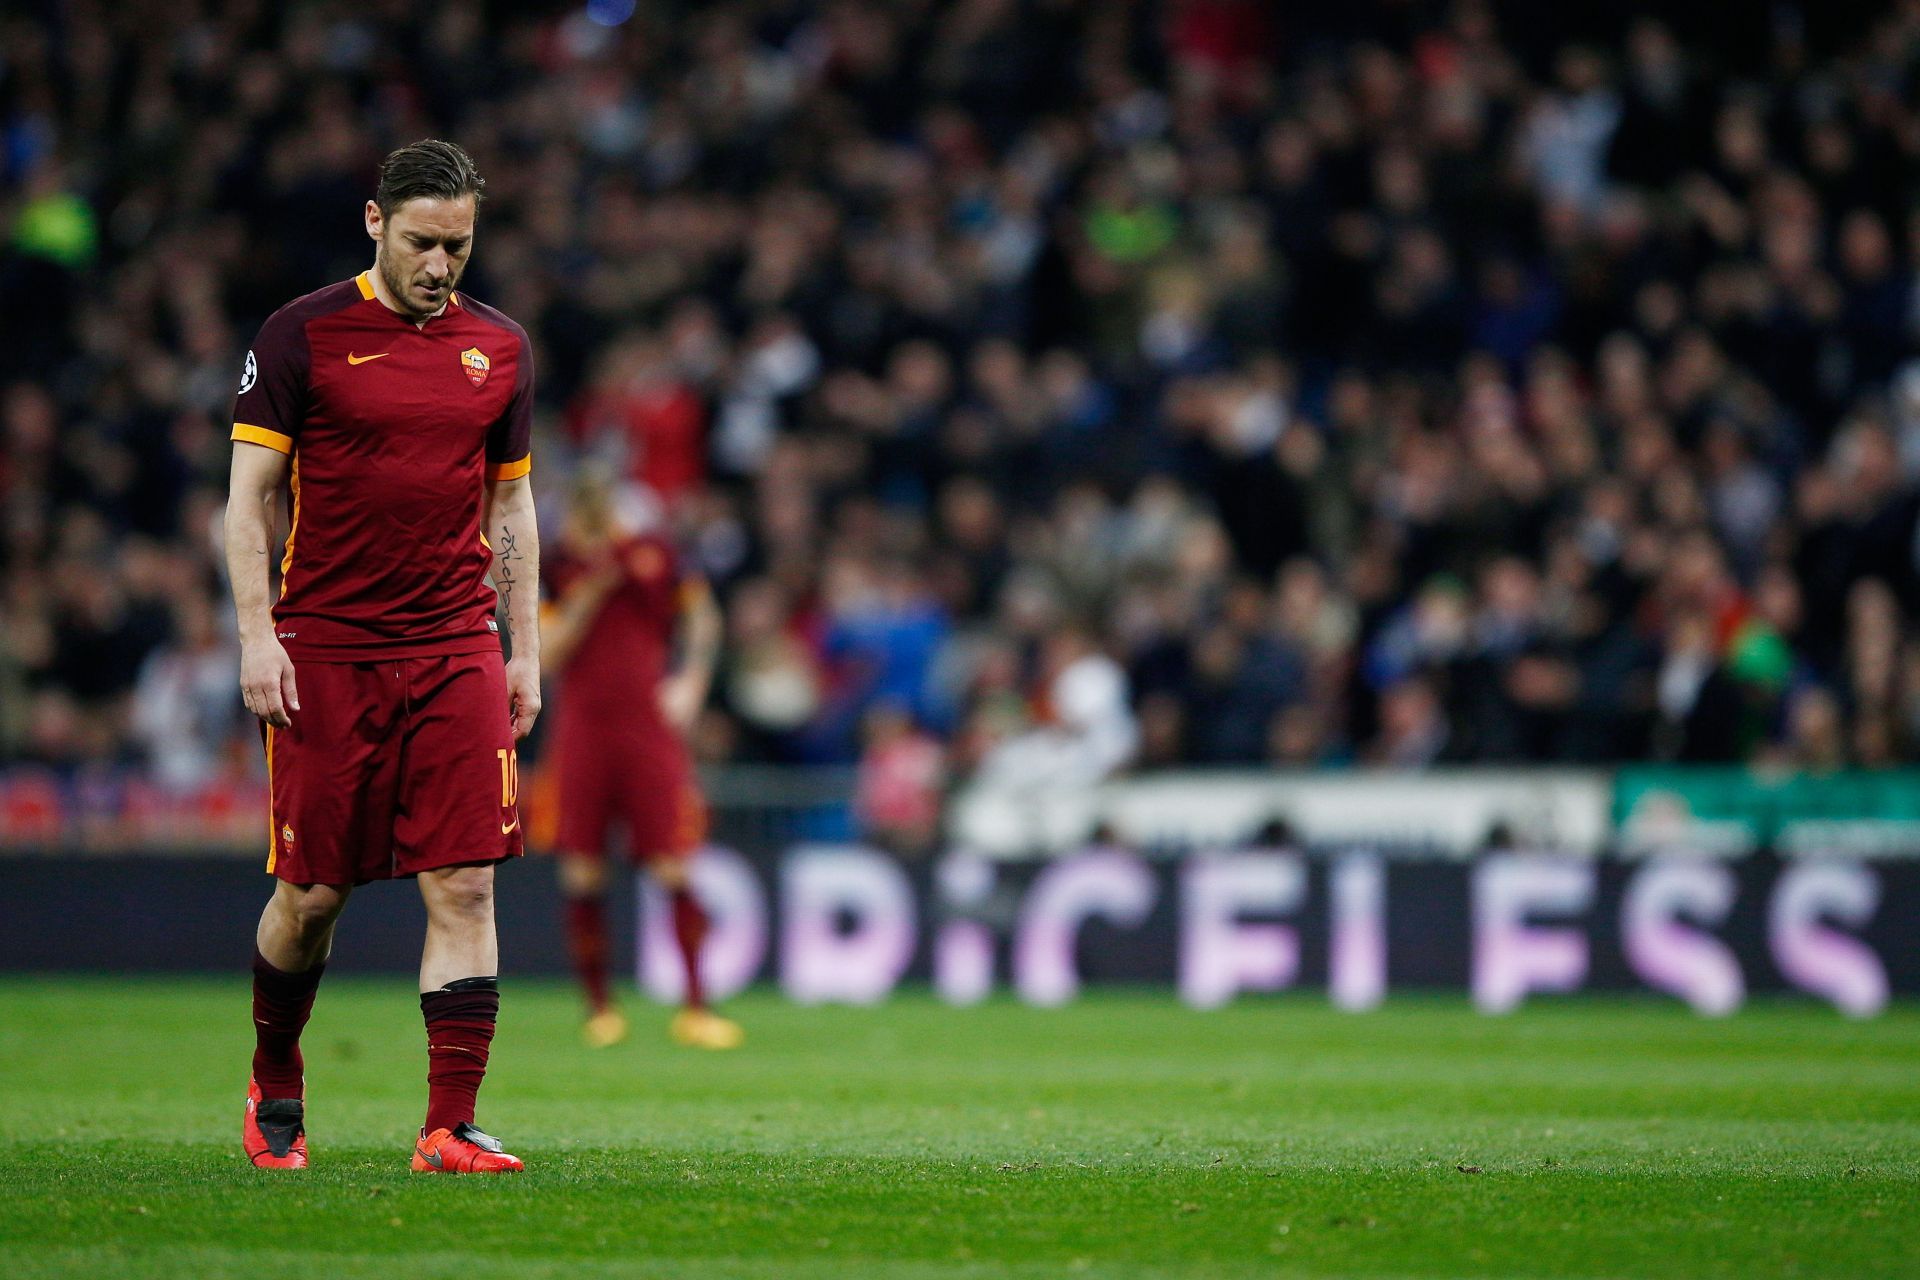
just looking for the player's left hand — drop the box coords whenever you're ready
[659,670,703,734]
[505,654,542,740]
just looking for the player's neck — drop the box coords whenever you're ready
[367,265,449,327]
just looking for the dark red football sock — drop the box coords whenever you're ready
[671,886,708,1010]
[421,977,499,1135]
[252,949,325,1099]
[565,895,611,1014]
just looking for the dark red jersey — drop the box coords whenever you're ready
[230,272,533,661]
[548,534,687,728]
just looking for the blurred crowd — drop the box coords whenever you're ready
[5,0,1920,841]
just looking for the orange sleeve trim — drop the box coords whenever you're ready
[355,271,377,300]
[232,423,294,454]
[486,455,532,481]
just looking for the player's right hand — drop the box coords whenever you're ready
[239,634,301,728]
[578,558,622,602]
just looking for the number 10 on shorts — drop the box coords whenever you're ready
[497,748,519,808]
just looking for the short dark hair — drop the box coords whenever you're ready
[375,139,484,217]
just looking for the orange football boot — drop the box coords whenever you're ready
[670,1007,745,1050]
[243,1078,308,1169]
[411,1122,525,1174]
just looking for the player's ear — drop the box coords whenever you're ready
[364,199,383,242]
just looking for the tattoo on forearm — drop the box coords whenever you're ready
[497,524,520,641]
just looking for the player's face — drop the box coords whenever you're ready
[567,473,614,542]
[366,194,476,319]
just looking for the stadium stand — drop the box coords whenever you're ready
[3,0,1919,834]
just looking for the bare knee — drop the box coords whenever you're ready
[276,882,349,943]
[558,855,606,898]
[424,864,495,922]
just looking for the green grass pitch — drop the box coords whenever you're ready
[0,979,1914,1278]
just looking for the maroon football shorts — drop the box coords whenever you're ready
[263,651,524,884]
[552,716,706,864]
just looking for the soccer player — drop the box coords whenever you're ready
[541,468,742,1050]
[225,140,539,1173]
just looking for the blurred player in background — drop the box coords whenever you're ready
[228,141,537,1174]
[541,467,740,1050]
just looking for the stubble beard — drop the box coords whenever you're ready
[375,245,455,321]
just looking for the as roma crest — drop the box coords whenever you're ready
[460,347,491,387]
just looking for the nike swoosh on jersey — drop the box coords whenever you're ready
[502,818,519,835]
[346,352,391,365]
